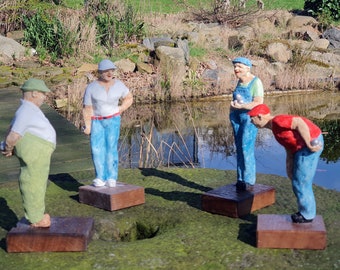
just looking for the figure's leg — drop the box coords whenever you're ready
[291,137,323,221]
[105,116,121,186]
[15,133,54,225]
[91,120,106,185]
[241,115,257,186]
[230,112,243,182]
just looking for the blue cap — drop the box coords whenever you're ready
[232,57,252,68]
[98,59,117,71]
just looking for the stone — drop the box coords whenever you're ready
[201,184,275,218]
[6,217,94,253]
[257,214,327,249]
[79,182,145,211]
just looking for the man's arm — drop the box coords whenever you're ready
[82,105,93,135]
[291,117,321,152]
[119,92,133,113]
[2,131,21,157]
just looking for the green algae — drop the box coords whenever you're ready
[0,168,339,270]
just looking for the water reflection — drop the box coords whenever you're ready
[119,91,340,191]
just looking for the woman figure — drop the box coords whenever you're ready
[83,59,133,187]
[229,57,264,191]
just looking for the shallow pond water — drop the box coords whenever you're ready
[118,91,340,191]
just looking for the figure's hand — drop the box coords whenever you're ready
[2,149,13,157]
[230,100,243,109]
[83,126,91,135]
[308,144,322,152]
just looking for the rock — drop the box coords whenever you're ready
[0,35,26,62]
[312,39,330,50]
[323,28,340,49]
[136,62,153,74]
[287,15,318,28]
[177,39,190,64]
[114,58,136,73]
[155,46,186,96]
[77,63,98,73]
[266,42,292,63]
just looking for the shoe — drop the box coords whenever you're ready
[235,181,254,192]
[106,179,117,187]
[93,178,106,187]
[291,212,313,223]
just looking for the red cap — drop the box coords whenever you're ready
[248,104,270,117]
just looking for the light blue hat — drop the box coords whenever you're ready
[98,59,117,71]
[232,57,252,68]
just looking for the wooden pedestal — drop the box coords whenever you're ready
[257,214,327,249]
[201,184,275,217]
[79,182,145,211]
[6,217,94,253]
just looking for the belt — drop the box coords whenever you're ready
[91,112,120,120]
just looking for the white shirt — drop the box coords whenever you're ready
[11,99,56,145]
[83,80,130,116]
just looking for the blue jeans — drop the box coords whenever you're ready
[230,110,258,185]
[90,116,121,181]
[292,134,323,220]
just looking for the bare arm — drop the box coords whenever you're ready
[2,131,21,157]
[119,92,133,113]
[291,117,321,152]
[82,105,93,135]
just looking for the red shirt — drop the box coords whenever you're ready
[272,115,321,153]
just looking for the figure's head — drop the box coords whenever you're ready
[20,78,50,106]
[232,57,252,68]
[98,59,117,81]
[248,104,271,128]
[20,78,50,93]
[232,57,252,78]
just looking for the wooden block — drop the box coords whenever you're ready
[79,182,145,211]
[257,214,327,249]
[6,217,94,253]
[201,184,275,217]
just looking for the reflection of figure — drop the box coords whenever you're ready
[229,57,264,191]
[248,104,324,223]
[83,59,133,187]
[1,78,56,228]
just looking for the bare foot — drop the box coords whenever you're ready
[31,214,51,228]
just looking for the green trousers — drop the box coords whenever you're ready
[15,133,55,223]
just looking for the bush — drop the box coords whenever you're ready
[304,0,340,22]
[23,11,76,61]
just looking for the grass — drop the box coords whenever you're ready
[63,0,305,14]
[125,0,305,13]
[0,168,339,269]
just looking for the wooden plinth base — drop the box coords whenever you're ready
[201,184,275,218]
[6,217,94,253]
[79,182,145,211]
[257,214,327,249]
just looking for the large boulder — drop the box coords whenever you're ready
[0,35,26,63]
[155,46,186,98]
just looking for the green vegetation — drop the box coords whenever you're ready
[0,168,339,269]
[304,0,340,21]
